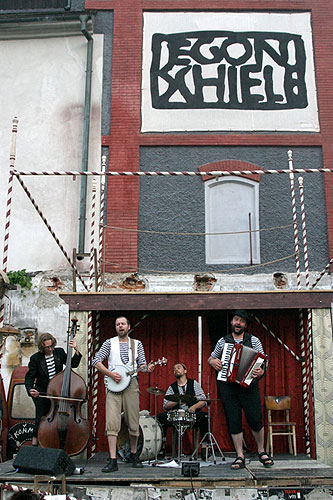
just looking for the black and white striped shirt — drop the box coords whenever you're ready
[45,354,56,379]
[163,380,206,410]
[211,334,265,359]
[92,338,147,367]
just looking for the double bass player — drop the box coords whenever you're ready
[25,332,82,446]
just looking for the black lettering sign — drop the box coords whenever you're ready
[150,31,308,110]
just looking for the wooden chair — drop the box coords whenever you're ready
[265,395,297,457]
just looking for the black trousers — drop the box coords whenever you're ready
[32,396,51,438]
[217,380,263,435]
[157,409,209,442]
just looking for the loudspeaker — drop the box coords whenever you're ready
[13,446,75,476]
[181,461,200,477]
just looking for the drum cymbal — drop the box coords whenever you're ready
[165,394,196,405]
[147,386,165,396]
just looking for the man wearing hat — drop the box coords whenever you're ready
[208,310,273,469]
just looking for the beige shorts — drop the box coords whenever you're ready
[105,377,140,437]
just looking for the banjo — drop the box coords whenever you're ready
[104,357,167,393]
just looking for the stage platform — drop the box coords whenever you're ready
[0,451,333,499]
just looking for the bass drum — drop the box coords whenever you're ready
[118,411,163,462]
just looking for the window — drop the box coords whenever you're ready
[205,176,260,264]
[10,383,35,420]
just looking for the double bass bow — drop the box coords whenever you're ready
[37,318,90,456]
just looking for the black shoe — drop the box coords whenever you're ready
[128,452,143,468]
[102,458,118,473]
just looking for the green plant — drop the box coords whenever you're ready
[7,269,33,295]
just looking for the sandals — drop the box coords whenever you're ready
[231,456,246,469]
[258,451,274,468]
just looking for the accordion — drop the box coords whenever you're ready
[217,342,267,388]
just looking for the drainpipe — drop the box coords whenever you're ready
[78,14,93,256]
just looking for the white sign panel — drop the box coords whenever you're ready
[141,12,319,132]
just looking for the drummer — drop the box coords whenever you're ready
[156,362,209,455]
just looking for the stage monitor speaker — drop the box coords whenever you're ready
[181,461,200,477]
[13,446,75,476]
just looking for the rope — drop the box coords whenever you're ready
[253,315,301,362]
[105,223,293,237]
[310,258,333,289]
[102,251,297,275]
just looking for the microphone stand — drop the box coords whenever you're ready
[191,378,225,463]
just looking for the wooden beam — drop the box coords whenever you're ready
[59,290,333,312]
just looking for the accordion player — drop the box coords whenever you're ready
[217,342,267,388]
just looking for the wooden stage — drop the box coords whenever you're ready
[1,451,333,499]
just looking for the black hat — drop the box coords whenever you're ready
[233,310,249,322]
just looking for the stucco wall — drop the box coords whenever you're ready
[139,146,327,274]
[0,33,103,272]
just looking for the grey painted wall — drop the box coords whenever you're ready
[139,146,327,274]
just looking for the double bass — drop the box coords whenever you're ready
[38,318,90,456]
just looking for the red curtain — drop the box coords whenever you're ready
[91,309,313,457]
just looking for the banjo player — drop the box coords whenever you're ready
[92,316,155,473]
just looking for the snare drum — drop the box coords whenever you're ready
[118,413,163,462]
[167,409,196,426]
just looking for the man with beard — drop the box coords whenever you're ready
[92,316,154,472]
[208,310,273,470]
[157,362,208,457]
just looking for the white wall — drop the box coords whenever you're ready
[0,34,103,272]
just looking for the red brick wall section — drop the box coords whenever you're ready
[198,160,262,183]
[87,0,333,272]
[311,2,333,270]
[101,0,143,272]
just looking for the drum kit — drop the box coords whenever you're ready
[117,385,224,464]
[146,387,224,464]
[164,394,197,464]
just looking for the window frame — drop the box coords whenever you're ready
[205,176,261,265]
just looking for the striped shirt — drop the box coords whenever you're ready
[211,334,265,359]
[45,354,56,379]
[92,338,147,367]
[163,380,206,410]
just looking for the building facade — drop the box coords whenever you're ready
[0,0,333,464]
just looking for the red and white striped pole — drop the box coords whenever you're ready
[87,178,97,381]
[97,156,106,291]
[288,151,310,454]
[87,178,97,454]
[90,157,106,454]
[288,150,301,289]
[298,177,310,288]
[14,174,89,291]
[89,178,97,292]
[298,176,313,456]
[10,167,333,177]
[0,117,18,330]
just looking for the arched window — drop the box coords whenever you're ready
[205,176,260,264]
